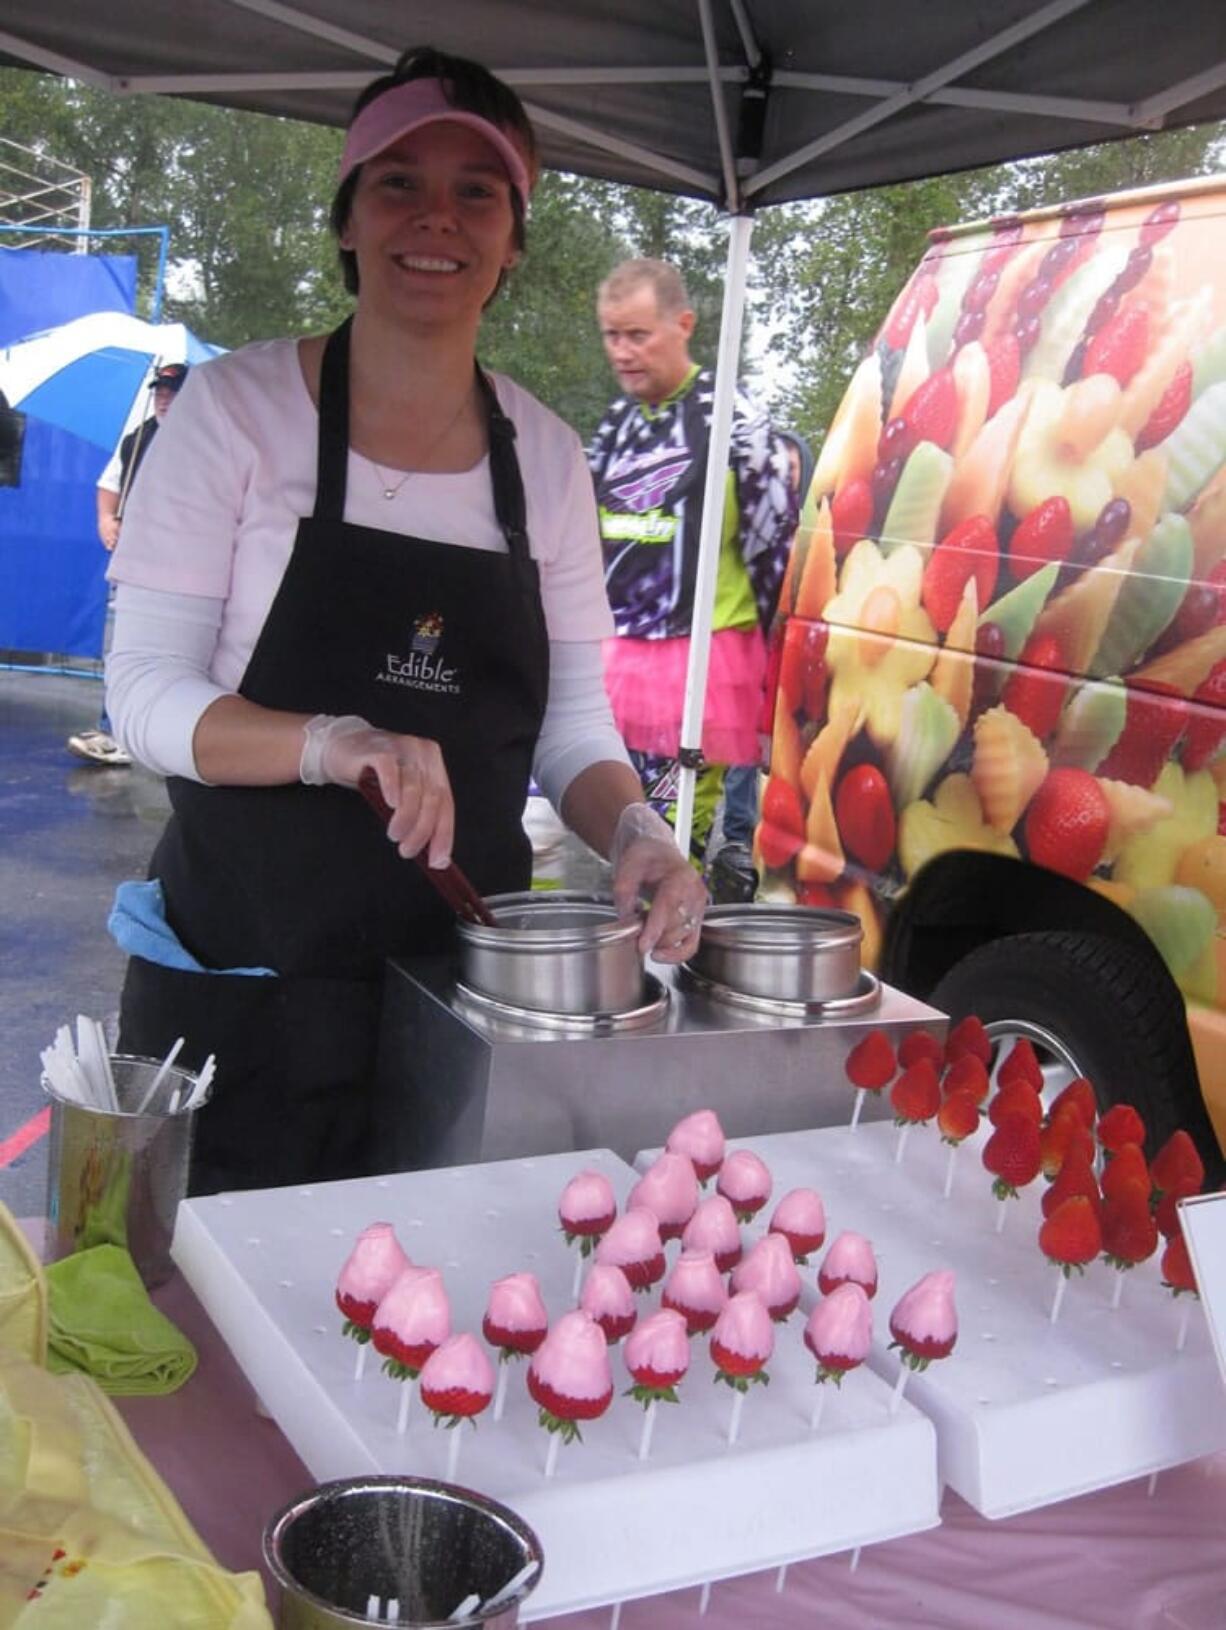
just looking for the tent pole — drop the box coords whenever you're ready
[672,209,754,861]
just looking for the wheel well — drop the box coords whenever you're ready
[880,852,1166,1003]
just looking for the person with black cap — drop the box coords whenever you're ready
[67,361,189,766]
[103,47,707,1196]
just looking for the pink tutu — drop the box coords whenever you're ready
[603,628,767,765]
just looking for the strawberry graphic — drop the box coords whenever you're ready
[1101,1188,1159,1270]
[1097,682,1187,788]
[984,331,1021,419]
[1181,659,1226,772]
[942,1053,990,1107]
[982,1113,1042,1199]
[1135,359,1193,452]
[1002,634,1068,740]
[1083,302,1150,387]
[777,621,829,718]
[759,774,806,870]
[988,1079,1043,1129]
[844,1028,897,1091]
[997,1038,1043,1093]
[881,271,939,350]
[1150,1130,1205,1199]
[899,1030,944,1071]
[1161,1234,1198,1295]
[1039,1194,1103,1276]
[890,1059,941,1127]
[835,764,897,873]
[1042,1148,1102,1220]
[1100,1142,1151,1205]
[945,1014,991,1067]
[922,515,999,634]
[1039,1107,1095,1180]
[831,478,875,556]
[897,366,959,455]
[1024,769,1109,881]
[1008,496,1075,581]
[1097,1102,1147,1154]
[1047,1076,1098,1131]
[937,1090,980,1146]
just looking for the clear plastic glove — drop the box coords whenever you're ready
[609,802,708,963]
[300,713,455,867]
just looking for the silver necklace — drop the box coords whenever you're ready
[368,387,474,501]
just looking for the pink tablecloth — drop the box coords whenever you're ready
[122,1270,1226,1630]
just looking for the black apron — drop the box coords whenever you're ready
[119,320,549,1194]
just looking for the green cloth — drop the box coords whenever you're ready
[45,1245,197,1396]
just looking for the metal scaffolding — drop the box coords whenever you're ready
[0,137,90,249]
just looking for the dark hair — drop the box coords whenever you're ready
[329,45,537,299]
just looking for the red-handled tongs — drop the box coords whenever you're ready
[357,767,498,927]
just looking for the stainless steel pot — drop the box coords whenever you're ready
[457,891,645,1015]
[686,904,863,1003]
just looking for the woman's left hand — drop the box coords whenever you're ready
[609,802,709,963]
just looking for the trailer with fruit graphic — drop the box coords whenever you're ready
[759,176,1226,1184]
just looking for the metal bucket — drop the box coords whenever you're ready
[264,1477,543,1629]
[686,905,863,1004]
[43,1054,206,1289]
[457,891,645,1015]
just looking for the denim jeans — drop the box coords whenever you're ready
[721,763,759,849]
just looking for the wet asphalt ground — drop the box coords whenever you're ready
[0,666,170,1218]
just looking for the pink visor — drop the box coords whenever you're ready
[337,77,533,206]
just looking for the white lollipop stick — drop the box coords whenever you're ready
[610,1603,621,1630]
[942,1145,957,1200]
[449,1595,480,1623]
[493,1362,510,1421]
[544,1433,561,1479]
[386,1601,399,1624]
[1111,1270,1125,1310]
[775,1564,788,1593]
[637,1398,657,1460]
[727,1387,745,1447]
[478,1560,539,1617]
[698,1581,711,1615]
[889,1365,909,1416]
[893,1125,910,1165]
[396,1379,414,1435]
[1049,1273,1068,1325]
[1176,1299,1193,1352]
[355,1342,368,1382]
[366,1595,381,1621]
[446,1425,463,1483]
[849,1547,862,1573]
[1147,1470,1160,1498]
[135,1035,185,1114]
[848,1088,866,1132]
[994,1201,1008,1234]
[571,1253,583,1300]
[810,1385,827,1431]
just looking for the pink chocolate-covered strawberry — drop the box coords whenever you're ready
[681,1193,742,1272]
[817,1231,878,1299]
[666,1108,726,1184]
[716,1148,773,1223]
[419,1332,495,1426]
[730,1232,802,1321]
[627,1151,699,1242]
[594,1206,666,1291]
[889,1270,958,1371]
[579,1263,638,1343]
[335,1222,411,1339]
[624,1307,691,1408]
[710,1290,775,1390]
[482,1271,548,1359]
[804,1282,873,1385]
[768,1188,827,1262]
[661,1248,729,1335]
[527,1309,614,1444]
[371,1266,451,1380]
[558,1170,618,1258]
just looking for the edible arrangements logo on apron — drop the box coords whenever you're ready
[377,610,463,695]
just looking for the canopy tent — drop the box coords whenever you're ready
[3,0,1225,843]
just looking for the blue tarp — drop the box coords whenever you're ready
[0,249,137,348]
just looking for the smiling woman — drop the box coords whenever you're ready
[101,45,708,1197]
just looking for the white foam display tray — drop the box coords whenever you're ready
[635,1124,1226,1519]
[172,1149,939,1620]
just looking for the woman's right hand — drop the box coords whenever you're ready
[300,713,454,868]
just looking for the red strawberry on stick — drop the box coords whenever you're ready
[1048,1076,1098,1132]
[768,1187,827,1263]
[1150,1130,1205,1201]
[1042,1148,1102,1221]
[661,1249,727,1335]
[527,1310,614,1475]
[623,1308,691,1460]
[666,1108,726,1185]
[988,1078,1043,1129]
[1098,1102,1147,1155]
[937,1090,980,1198]
[335,1221,412,1381]
[890,1059,941,1164]
[710,1291,775,1446]
[1101,1185,1159,1309]
[419,1333,495,1482]
[997,1038,1043,1092]
[943,1053,990,1107]
[716,1149,773,1223]
[946,1014,991,1067]
[559,1169,617,1295]
[370,1267,451,1435]
[803,1282,872,1430]
[1100,1142,1150,1205]
[844,1028,897,1131]
[888,1270,958,1413]
[818,1230,878,1299]
[900,1030,944,1070]
[1040,1196,1103,1324]
[483,1271,549,1421]
[681,1192,743,1272]
[579,1263,638,1344]
[594,1207,666,1293]
[983,1113,1042,1232]
[1161,1234,1201,1351]
[1039,1107,1096,1181]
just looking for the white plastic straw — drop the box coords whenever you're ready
[1176,1300,1193,1352]
[638,1398,658,1460]
[571,1252,583,1300]
[1049,1274,1067,1325]
[479,1560,539,1617]
[135,1035,185,1114]
[727,1388,745,1447]
[544,1433,560,1479]
[449,1595,480,1624]
[446,1424,463,1483]
[994,1201,1008,1234]
[354,1343,368,1382]
[942,1145,957,1200]
[493,1363,510,1421]
[1111,1271,1125,1311]
[848,1088,866,1132]
[893,1125,910,1165]
[396,1380,414,1435]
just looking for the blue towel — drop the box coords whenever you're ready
[108,880,276,976]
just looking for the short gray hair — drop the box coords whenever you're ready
[598,258,691,317]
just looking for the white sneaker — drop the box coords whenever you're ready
[66,729,131,767]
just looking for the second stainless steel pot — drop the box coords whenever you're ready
[457,891,645,1016]
[686,904,862,1003]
